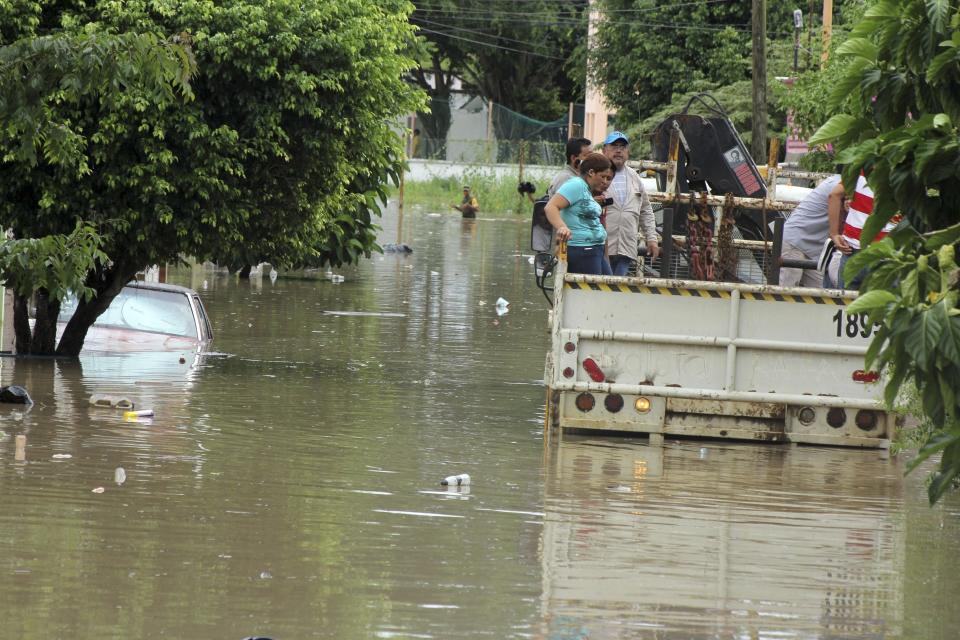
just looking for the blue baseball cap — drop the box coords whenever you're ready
[603,131,629,145]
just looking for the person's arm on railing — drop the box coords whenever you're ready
[544,194,571,241]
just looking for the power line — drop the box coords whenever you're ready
[413,26,568,60]
[413,0,738,13]
[411,16,568,52]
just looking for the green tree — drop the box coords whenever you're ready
[0,0,423,356]
[592,0,796,120]
[409,0,586,148]
[810,0,960,504]
[0,222,107,354]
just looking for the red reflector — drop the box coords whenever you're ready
[564,341,576,353]
[562,367,575,379]
[582,358,605,382]
[852,369,880,383]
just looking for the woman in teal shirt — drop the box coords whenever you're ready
[544,152,614,274]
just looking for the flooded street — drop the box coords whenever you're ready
[2,204,959,639]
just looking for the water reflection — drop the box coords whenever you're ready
[542,437,908,639]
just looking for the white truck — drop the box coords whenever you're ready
[544,254,891,448]
[538,108,890,449]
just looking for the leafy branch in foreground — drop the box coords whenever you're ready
[813,0,960,504]
[0,222,108,354]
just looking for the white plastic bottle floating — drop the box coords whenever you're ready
[123,409,154,419]
[115,467,127,485]
[440,473,470,487]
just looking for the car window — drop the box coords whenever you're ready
[60,287,198,338]
[193,296,214,340]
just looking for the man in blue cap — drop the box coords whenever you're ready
[602,131,659,276]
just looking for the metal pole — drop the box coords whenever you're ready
[821,0,833,67]
[769,217,785,285]
[750,0,768,162]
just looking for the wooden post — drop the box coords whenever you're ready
[750,0,768,163]
[821,0,833,67]
[766,137,780,201]
[15,434,26,461]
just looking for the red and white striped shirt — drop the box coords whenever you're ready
[842,173,900,249]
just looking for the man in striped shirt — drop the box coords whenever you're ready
[827,172,900,289]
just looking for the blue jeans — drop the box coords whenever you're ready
[568,244,605,275]
[831,250,866,290]
[601,256,613,276]
[609,255,634,277]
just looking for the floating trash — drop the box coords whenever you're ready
[89,394,134,410]
[0,385,33,405]
[52,454,73,460]
[440,473,471,487]
[123,409,154,420]
[115,467,127,485]
[495,297,509,316]
[91,487,105,494]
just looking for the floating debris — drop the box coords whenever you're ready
[440,473,471,487]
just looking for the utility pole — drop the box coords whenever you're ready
[821,0,833,67]
[750,0,767,163]
[793,9,803,74]
[806,0,814,69]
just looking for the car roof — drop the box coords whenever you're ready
[123,281,200,296]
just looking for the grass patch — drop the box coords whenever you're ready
[392,174,535,215]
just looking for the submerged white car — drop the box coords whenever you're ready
[59,281,213,352]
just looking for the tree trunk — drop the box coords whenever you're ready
[12,294,32,355]
[238,264,252,279]
[55,263,138,357]
[30,289,61,354]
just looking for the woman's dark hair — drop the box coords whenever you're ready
[578,152,612,176]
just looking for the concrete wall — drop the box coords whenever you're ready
[406,158,560,184]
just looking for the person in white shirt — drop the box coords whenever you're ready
[601,131,659,276]
[779,174,844,288]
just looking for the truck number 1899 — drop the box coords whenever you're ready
[832,309,878,339]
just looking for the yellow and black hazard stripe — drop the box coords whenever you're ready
[564,281,847,305]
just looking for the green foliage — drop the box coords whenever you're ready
[0,0,424,354]
[409,0,586,139]
[0,221,107,303]
[0,30,195,177]
[395,173,535,215]
[813,0,960,503]
[592,0,797,119]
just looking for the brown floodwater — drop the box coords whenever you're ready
[1,204,958,639]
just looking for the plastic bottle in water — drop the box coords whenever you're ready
[440,473,470,486]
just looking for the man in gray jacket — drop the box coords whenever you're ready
[547,137,592,198]
[602,131,659,276]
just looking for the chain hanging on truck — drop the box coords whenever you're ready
[686,192,715,281]
[715,193,737,281]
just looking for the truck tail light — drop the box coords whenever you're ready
[604,394,624,413]
[798,406,815,425]
[575,393,595,412]
[826,408,846,428]
[852,370,880,383]
[635,397,651,413]
[582,358,605,382]
[564,341,576,353]
[855,410,878,431]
